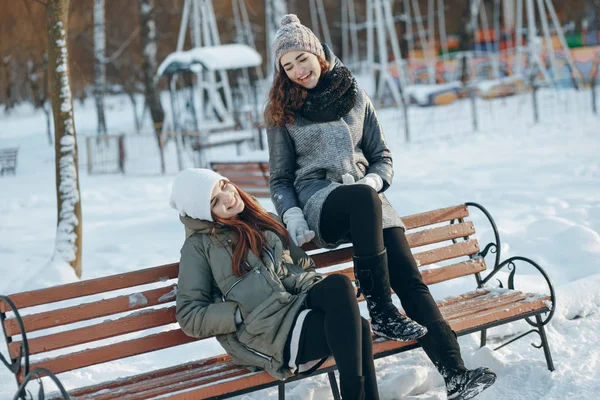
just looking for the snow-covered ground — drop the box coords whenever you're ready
[1,92,599,399]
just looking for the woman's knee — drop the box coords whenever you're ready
[323,274,355,297]
[349,184,380,206]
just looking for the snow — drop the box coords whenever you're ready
[129,293,149,308]
[1,90,600,399]
[157,44,262,76]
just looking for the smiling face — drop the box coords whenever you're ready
[210,180,244,220]
[280,50,322,89]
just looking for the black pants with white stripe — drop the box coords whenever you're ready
[287,274,379,399]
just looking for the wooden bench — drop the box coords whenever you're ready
[0,203,555,400]
[210,161,270,197]
[0,147,19,175]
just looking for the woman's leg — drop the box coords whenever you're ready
[382,227,443,325]
[320,184,384,257]
[319,185,426,342]
[296,274,370,399]
[360,317,379,400]
[383,228,497,398]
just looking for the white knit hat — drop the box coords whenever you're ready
[272,14,324,71]
[169,168,227,221]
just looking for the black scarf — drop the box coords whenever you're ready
[298,60,358,123]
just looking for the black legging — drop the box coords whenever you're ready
[320,184,444,327]
[292,274,379,399]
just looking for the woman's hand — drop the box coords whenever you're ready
[283,207,315,246]
[341,173,383,192]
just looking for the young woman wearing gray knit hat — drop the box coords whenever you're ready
[265,14,496,400]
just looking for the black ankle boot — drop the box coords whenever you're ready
[340,376,365,400]
[418,320,496,399]
[445,367,496,400]
[353,249,427,342]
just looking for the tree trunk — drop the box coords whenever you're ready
[140,0,166,174]
[94,0,108,135]
[47,0,83,278]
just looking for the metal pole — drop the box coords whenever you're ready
[532,81,539,123]
[515,0,524,76]
[544,0,581,88]
[342,0,349,63]
[176,0,191,51]
[470,85,479,131]
[398,83,410,142]
[592,66,597,114]
[169,76,185,171]
[536,0,559,83]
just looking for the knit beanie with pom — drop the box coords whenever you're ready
[169,168,227,222]
[272,14,324,71]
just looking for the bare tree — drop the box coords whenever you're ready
[94,0,108,135]
[47,0,83,278]
[27,54,53,145]
[140,0,166,174]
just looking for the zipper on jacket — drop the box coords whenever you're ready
[222,266,260,300]
[241,342,273,365]
[264,248,276,266]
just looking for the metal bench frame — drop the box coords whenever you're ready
[1,203,555,400]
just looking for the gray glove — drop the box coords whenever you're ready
[341,173,383,192]
[282,207,315,246]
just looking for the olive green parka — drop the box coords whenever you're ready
[176,216,324,380]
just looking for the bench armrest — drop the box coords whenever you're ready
[13,367,71,400]
[465,203,556,327]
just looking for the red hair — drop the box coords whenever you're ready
[264,58,330,127]
[212,184,290,277]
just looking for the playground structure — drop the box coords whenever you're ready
[159,0,598,158]
[340,0,587,106]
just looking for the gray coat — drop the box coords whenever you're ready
[267,51,404,248]
[176,216,324,380]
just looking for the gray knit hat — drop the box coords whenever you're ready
[272,14,324,71]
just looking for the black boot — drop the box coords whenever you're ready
[418,320,496,400]
[445,367,497,400]
[353,249,427,342]
[340,376,365,400]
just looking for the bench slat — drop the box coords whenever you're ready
[225,175,270,183]
[63,356,235,398]
[4,285,176,336]
[402,205,470,230]
[413,240,479,267]
[332,258,486,288]
[371,295,550,357]
[25,329,197,380]
[407,221,475,248]
[447,296,550,333]
[0,263,178,313]
[49,290,549,400]
[9,306,177,358]
[227,181,269,189]
[108,368,251,400]
[442,291,528,320]
[310,238,480,272]
[212,164,268,173]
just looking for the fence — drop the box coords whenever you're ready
[388,77,599,144]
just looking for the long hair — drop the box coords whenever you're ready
[264,57,330,127]
[212,184,291,277]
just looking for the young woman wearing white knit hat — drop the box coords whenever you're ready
[171,168,381,400]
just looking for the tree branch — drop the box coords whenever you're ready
[32,0,48,6]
